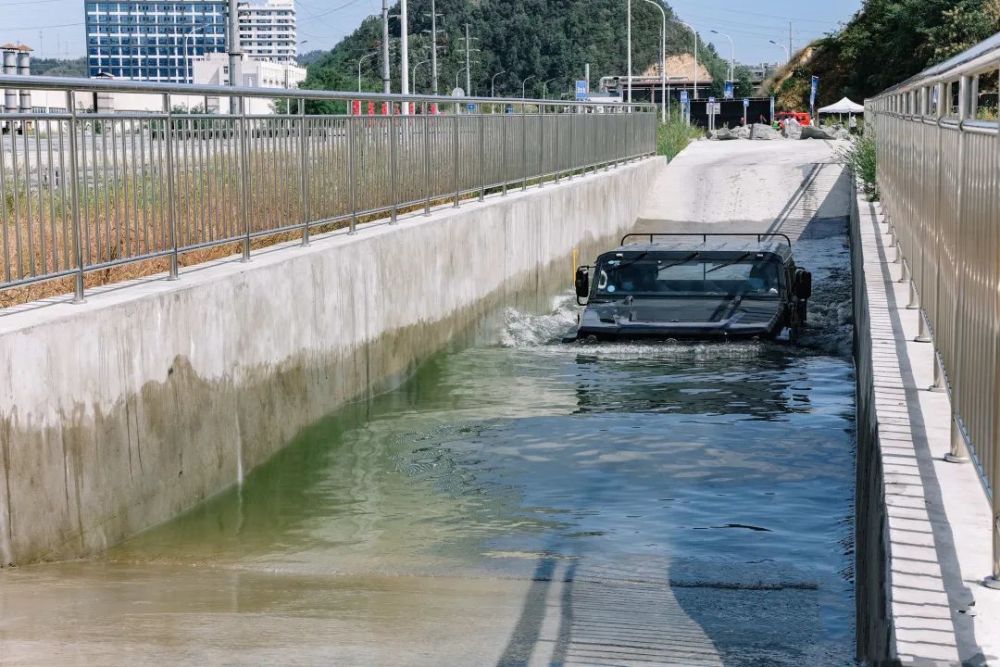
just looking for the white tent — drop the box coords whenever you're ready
[818,97,865,114]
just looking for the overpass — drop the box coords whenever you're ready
[0,42,999,665]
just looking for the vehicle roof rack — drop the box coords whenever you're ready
[619,232,792,247]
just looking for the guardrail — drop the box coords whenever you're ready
[867,33,1000,587]
[0,75,657,302]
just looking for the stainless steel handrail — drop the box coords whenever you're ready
[867,33,1000,588]
[0,76,658,303]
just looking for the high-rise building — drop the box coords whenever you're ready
[84,1,227,83]
[238,0,297,64]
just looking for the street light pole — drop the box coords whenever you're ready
[491,70,506,97]
[412,59,429,94]
[521,75,536,99]
[675,20,697,100]
[358,51,378,93]
[542,77,559,99]
[710,30,735,82]
[769,39,789,65]
[641,0,666,123]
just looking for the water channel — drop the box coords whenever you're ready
[1,218,857,666]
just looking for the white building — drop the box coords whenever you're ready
[193,52,306,113]
[238,0,297,64]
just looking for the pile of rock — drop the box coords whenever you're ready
[751,123,781,140]
[783,118,802,140]
[707,119,852,142]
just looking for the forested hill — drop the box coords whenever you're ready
[768,0,1000,110]
[303,0,729,100]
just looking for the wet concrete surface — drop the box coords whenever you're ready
[0,142,859,666]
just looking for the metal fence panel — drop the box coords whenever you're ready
[869,47,1000,584]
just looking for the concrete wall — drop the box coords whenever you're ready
[851,179,896,665]
[0,157,664,565]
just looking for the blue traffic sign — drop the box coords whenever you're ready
[575,80,588,101]
[724,81,734,99]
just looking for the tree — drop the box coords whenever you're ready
[734,65,754,98]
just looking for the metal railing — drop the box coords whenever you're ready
[0,75,657,302]
[867,32,1000,587]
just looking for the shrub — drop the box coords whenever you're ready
[840,131,878,200]
[657,113,703,161]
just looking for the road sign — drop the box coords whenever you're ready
[743,98,750,108]
[575,80,588,101]
[724,81,734,99]
[711,103,722,115]
[451,87,465,97]
[467,102,476,113]
[680,90,688,102]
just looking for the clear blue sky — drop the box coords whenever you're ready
[1,0,861,65]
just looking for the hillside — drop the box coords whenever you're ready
[302,0,728,102]
[27,57,87,78]
[765,0,1000,110]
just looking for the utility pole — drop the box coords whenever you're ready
[464,24,471,94]
[459,24,479,95]
[227,0,242,112]
[626,0,632,104]
[430,0,439,95]
[381,0,391,94]
[400,0,409,113]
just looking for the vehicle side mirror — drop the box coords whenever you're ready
[575,267,590,301]
[794,269,812,300]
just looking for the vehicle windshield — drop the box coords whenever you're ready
[593,253,783,299]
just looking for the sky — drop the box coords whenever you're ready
[1,0,862,66]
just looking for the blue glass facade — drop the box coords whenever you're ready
[85,1,227,83]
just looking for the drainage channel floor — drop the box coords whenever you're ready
[0,142,859,666]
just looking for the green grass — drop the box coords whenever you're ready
[839,131,878,200]
[657,114,703,162]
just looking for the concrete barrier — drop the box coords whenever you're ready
[851,180,895,664]
[0,157,665,564]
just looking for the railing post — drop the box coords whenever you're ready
[989,63,1000,591]
[424,107,432,215]
[66,90,86,302]
[390,105,399,223]
[945,74,972,464]
[501,105,508,196]
[299,100,311,245]
[162,92,179,278]
[566,107,574,181]
[522,103,528,191]
[927,81,947,386]
[239,96,251,261]
[478,109,485,202]
[452,109,460,208]
[538,104,545,188]
[348,112,357,233]
[554,107,561,184]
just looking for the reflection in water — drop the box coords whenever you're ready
[99,234,857,665]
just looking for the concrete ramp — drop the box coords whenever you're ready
[636,141,852,243]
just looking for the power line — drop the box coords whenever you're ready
[669,0,851,25]
[3,21,83,30]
